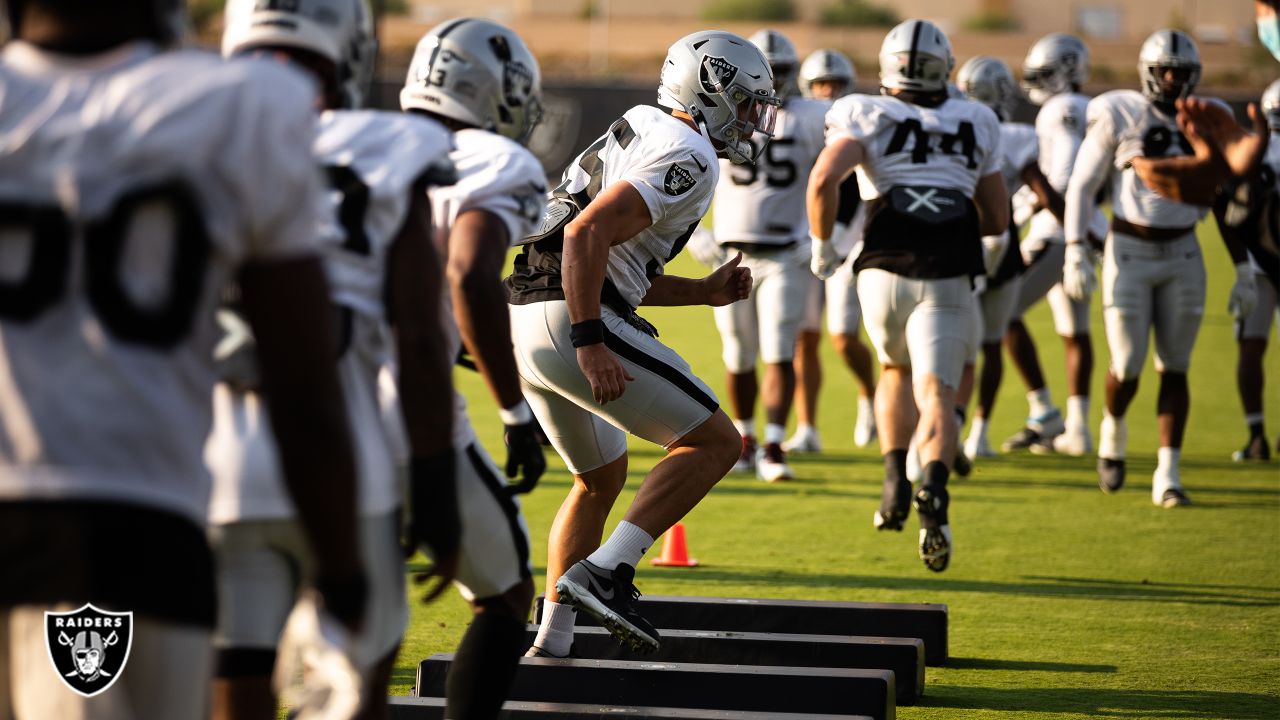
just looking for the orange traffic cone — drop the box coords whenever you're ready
[651,522,699,567]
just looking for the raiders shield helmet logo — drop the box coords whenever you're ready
[664,164,697,196]
[44,605,133,697]
[699,56,739,93]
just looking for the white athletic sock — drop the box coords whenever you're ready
[1099,413,1127,460]
[733,418,754,438]
[1153,447,1183,501]
[586,520,654,571]
[857,395,874,416]
[794,423,816,435]
[1027,388,1054,418]
[1066,396,1089,432]
[969,417,989,444]
[764,423,786,445]
[533,599,577,657]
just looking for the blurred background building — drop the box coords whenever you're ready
[188,0,1273,175]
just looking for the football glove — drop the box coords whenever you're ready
[501,402,546,495]
[1228,263,1258,321]
[810,234,840,280]
[1062,242,1096,301]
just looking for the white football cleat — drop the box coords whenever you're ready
[782,425,822,454]
[964,432,996,459]
[756,443,793,483]
[1051,427,1093,456]
[854,398,877,447]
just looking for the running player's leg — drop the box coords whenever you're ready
[445,445,537,717]
[1045,284,1095,455]
[1003,243,1067,450]
[787,274,825,452]
[967,278,1020,458]
[714,286,761,472]
[1149,236,1207,506]
[1099,234,1154,493]
[860,270,916,530]
[905,276,974,573]
[1234,274,1275,460]
[828,262,878,446]
[756,257,808,480]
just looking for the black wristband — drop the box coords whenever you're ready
[570,319,605,348]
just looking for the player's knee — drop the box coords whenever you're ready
[1111,361,1142,383]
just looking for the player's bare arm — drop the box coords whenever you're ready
[806,136,864,278]
[641,252,752,307]
[448,208,546,492]
[561,180,653,404]
[1133,99,1270,205]
[387,185,460,602]
[974,172,1011,237]
[1021,162,1066,226]
[238,255,367,630]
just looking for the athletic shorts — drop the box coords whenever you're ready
[1102,231,1206,380]
[1014,242,1091,337]
[511,301,718,475]
[856,269,975,389]
[713,245,809,371]
[799,255,863,336]
[1,606,210,720]
[978,276,1022,346]
[1237,273,1278,341]
[450,443,533,602]
[210,510,407,669]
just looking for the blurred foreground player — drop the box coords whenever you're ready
[0,1,366,717]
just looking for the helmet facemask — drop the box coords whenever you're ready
[692,59,780,165]
[1140,62,1200,108]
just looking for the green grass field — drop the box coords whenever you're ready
[393,219,1280,719]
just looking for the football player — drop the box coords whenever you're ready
[809,20,1008,572]
[955,56,1072,460]
[1231,79,1280,461]
[213,1,457,717]
[1002,33,1102,456]
[508,31,770,654]
[1062,30,1252,506]
[0,1,367,717]
[399,18,550,719]
[706,29,829,481]
[786,48,879,454]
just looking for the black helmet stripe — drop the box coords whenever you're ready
[1170,30,1178,55]
[907,21,924,79]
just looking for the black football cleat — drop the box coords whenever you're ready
[1098,458,1126,493]
[555,560,659,653]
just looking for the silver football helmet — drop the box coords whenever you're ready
[1021,33,1089,106]
[878,19,954,94]
[1263,79,1280,132]
[749,29,800,97]
[1138,30,1201,107]
[222,0,375,108]
[958,56,1020,121]
[657,30,781,165]
[400,18,544,145]
[799,49,856,100]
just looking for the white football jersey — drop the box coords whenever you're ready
[1065,90,1217,241]
[0,43,324,523]
[713,98,826,245]
[997,122,1039,197]
[1035,92,1090,194]
[826,94,1002,199]
[207,110,455,524]
[557,105,717,308]
[433,129,547,451]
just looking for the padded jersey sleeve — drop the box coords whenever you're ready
[621,143,715,228]
[1064,96,1119,245]
[223,61,328,262]
[1036,95,1085,194]
[451,134,548,247]
[824,94,886,146]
